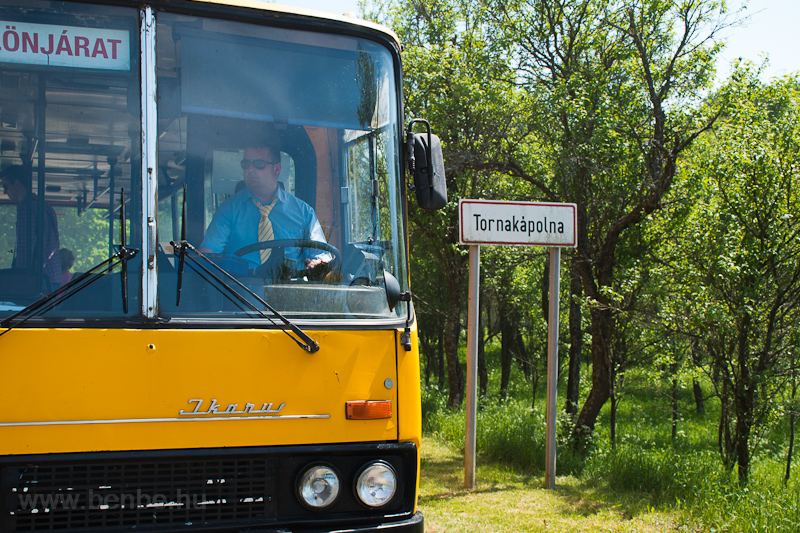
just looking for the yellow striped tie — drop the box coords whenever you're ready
[254,197,279,264]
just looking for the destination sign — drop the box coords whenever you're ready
[459,199,577,247]
[0,21,130,70]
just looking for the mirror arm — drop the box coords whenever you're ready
[406,118,433,189]
[405,129,417,191]
[399,291,412,351]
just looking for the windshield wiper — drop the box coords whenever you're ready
[176,184,188,307]
[119,189,132,314]
[0,246,139,335]
[170,241,320,354]
[1,191,139,336]
[171,188,318,354]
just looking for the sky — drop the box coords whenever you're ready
[716,0,800,81]
[276,0,800,83]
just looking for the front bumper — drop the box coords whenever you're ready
[238,511,424,533]
[341,511,423,533]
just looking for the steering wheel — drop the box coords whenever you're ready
[233,239,341,279]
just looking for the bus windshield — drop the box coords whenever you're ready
[0,2,409,323]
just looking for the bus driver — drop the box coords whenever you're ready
[198,142,330,275]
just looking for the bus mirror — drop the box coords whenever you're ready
[406,120,447,211]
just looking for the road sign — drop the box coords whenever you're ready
[459,199,577,247]
[459,198,577,491]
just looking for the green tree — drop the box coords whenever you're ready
[665,68,800,484]
[484,0,728,448]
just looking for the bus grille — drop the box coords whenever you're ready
[2,454,276,531]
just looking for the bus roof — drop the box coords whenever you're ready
[187,0,401,48]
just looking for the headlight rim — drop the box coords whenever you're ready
[295,462,342,511]
[353,460,399,509]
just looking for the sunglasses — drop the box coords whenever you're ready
[241,159,279,170]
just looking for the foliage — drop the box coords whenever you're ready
[423,384,587,475]
[653,66,800,483]
[0,206,14,269]
[56,207,114,272]
[0,204,113,273]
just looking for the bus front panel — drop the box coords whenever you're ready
[0,1,422,532]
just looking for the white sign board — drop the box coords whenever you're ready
[459,199,577,248]
[0,21,130,71]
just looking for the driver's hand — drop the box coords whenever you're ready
[304,257,332,282]
[305,258,326,269]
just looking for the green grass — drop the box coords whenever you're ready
[419,358,800,532]
[418,436,693,532]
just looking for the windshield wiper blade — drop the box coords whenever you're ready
[0,245,140,335]
[176,184,187,306]
[170,241,320,354]
[119,189,131,314]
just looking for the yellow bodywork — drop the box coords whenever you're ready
[0,326,421,457]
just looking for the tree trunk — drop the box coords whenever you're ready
[499,312,512,401]
[515,327,531,381]
[566,257,583,418]
[572,304,613,449]
[444,287,464,407]
[786,354,797,484]
[532,347,542,408]
[736,411,752,485]
[719,378,735,470]
[478,309,488,398]
[735,314,753,485]
[672,372,679,441]
[693,379,705,416]
[421,329,431,386]
[690,340,705,415]
[437,327,446,391]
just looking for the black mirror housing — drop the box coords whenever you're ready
[383,269,401,311]
[407,120,447,211]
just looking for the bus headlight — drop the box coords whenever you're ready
[355,461,397,508]
[298,465,340,509]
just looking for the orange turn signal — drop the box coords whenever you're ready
[345,400,392,420]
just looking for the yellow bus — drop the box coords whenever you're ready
[0,1,446,531]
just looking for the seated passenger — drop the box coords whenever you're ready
[198,142,329,274]
[59,248,75,285]
[1,165,61,288]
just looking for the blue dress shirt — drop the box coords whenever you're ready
[200,187,330,269]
